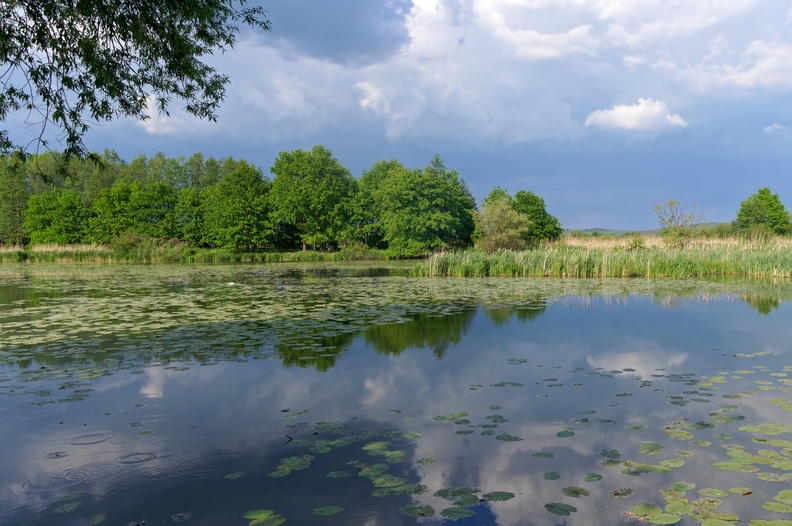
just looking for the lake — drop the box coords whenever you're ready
[1,264,792,526]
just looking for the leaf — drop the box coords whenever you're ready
[649,514,682,524]
[496,433,522,441]
[583,473,602,482]
[399,504,434,517]
[699,488,729,498]
[544,472,560,480]
[313,506,343,516]
[545,503,577,516]
[562,486,589,498]
[441,507,475,518]
[482,491,515,501]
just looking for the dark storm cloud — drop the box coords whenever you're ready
[261,0,413,65]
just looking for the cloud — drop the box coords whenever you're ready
[764,123,786,135]
[585,98,688,133]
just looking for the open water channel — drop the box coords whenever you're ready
[1,264,792,526]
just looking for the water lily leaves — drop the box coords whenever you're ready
[243,510,273,519]
[403,432,421,439]
[491,381,523,387]
[610,488,635,498]
[562,486,589,498]
[399,504,434,517]
[496,433,522,441]
[545,503,577,516]
[700,520,739,526]
[699,488,729,498]
[633,503,663,517]
[313,506,343,516]
[665,502,694,515]
[372,483,428,497]
[763,502,792,513]
[660,459,685,468]
[776,490,792,504]
[441,507,475,519]
[362,441,390,452]
[649,514,683,524]
[435,487,479,507]
[416,457,436,465]
[372,475,407,488]
[486,414,508,423]
[557,429,575,438]
[671,481,696,491]
[626,423,649,430]
[544,472,560,480]
[53,501,83,513]
[358,464,387,478]
[600,449,621,460]
[482,491,515,502]
[583,473,602,482]
[326,470,351,478]
[489,405,502,410]
[455,430,474,436]
[639,441,664,455]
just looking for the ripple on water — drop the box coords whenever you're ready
[45,451,69,459]
[119,452,156,465]
[23,472,84,492]
[66,462,123,481]
[68,432,112,446]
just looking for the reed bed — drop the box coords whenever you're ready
[415,245,792,278]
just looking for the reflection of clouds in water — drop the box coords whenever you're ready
[140,366,166,398]
[587,345,688,379]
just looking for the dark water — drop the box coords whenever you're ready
[1,265,792,526]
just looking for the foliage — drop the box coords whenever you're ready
[270,146,357,250]
[202,161,271,251]
[23,189,92,244]
[0,155,29,245]
[0,1,270,157]
[733,187,791,236]
[511,190,563,243]
[473,195,530,251]
[374,156,476,257]
[653,199,703,245]
[88,180,178,242]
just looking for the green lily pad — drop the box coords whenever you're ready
[610,488,635,498]
[638,441,664,455]
[557,430,575,438]
[633,503,663,517]
[544,472,560,480]
[649,514,682,524]
[545,503,577,516]
[403,432,421,439]
[665,502,694,514]
[671,481,696,491]
[313,506,343,516]
[600,449,621,460]
[326,471,351,478]
[243,510,274,519]
[496,433,522,441]
[660,459,685,468]
[441,507,476,518]
[562,486,589,498]
[699,488,729,498]
[482,491,515,501]
[583,473,602,482]
[225,471,244,480]
[777,490,792,504]
[764,502,792,513]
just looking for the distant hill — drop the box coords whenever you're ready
[566,222,729,236]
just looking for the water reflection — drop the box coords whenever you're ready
[1,267,792,525]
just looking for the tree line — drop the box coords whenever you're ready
[0,146,562,256]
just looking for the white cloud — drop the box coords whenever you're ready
[355,81,390,115]
[764,123,786,134]
[585,98,688,133]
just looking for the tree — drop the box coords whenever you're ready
[0,155,30,245]
[512,190,563,243]
[269,146,357,251]
[733,187,791,236]
[23,189,91,244]
[653,199,703,239]
[474,193,530,252]
[0,1,270,156]
[374,156,476,256]
[202,160,271,251]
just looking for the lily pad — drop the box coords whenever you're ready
[496,433,522,441]
[544,472,560,480]
[583,473,602,482]
[562,486,589,498]
[482,491,515,501]
[545,503,577,516]
[440,507,476,518]
[313,506,343,516]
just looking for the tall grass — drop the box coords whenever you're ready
[415,245,792,278]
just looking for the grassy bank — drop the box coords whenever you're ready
[0,242,392,264]
[414,243,792,278]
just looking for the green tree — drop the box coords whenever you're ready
[733,187,791,236]
[202,160,271,251]
[89,180,178,242]
[0,155,30,245]
[0,1,270,156]
[23,189,91,244]
[473,193,530,252]
[374,156,475,256]
[343,159,402,248]
[269,145,357,250]
[512,190,563,244]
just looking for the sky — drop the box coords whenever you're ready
[13,0,792,230]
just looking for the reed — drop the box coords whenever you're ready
[415,244,792,278]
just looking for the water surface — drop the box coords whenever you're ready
[1,264,791,526]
